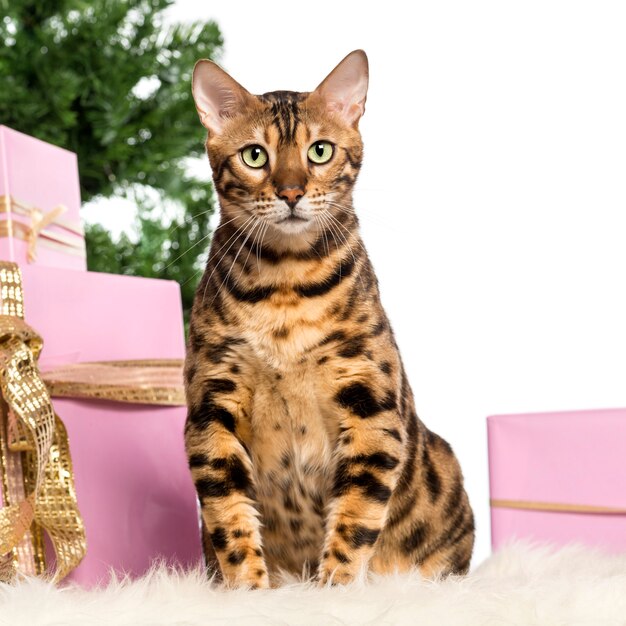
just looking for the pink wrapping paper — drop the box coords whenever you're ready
[6,266,201,586]
[488,409,626,554]
[0,126,86,270]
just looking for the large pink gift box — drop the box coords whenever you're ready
[488,409,626,553]
[0,126,86,270]
[12,266,202,586]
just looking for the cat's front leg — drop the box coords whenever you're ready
[318,372,404,585]
[184,370,269,589]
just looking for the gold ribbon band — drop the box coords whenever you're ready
[0,262,86,583]
[0,195,85,262]
[42,360,185,406]
[490,498,626,515]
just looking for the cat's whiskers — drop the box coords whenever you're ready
[202,214,254,279]
[165,206,215,238]
[200,215,256,306]
[310,214,327,259]
[325,199,396,232]
[258,220,272,275]
[207,215,262,309]
[315,213,331,258]
[240,216,268,280]
[320,210,338,257]
[320,210,367,293]
[325,197,375,216]
[315,211,344,275]
[162,211,244,272]
[324,199,361,220]
[320,212,348,281]
[332,217,368,258]
[162,231,212,273]
[322,204,369,258]
[324,197,354,210]
[181,266,205,288]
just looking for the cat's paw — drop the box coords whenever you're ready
[222,551,270,590]
[227,567,270,590]
[318,567,354,586]
[317,553,355,586]
[241,571,270,590]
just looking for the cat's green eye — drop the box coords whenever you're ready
[308,141,334,164]
[241,145,268,168]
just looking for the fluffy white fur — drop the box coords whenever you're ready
[1,543,625,625]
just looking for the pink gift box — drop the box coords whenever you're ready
[2,266,201,586]
[488,409,626,554]
[0,126,86,271]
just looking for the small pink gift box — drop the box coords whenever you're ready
[0,126,86,270]
[2,266,201,587]
[488,409,626,554]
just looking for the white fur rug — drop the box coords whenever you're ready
[1,543,625,625]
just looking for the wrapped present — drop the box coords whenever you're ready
[0,126,86,270]
[1,263,202,587]
[488,409,626,553]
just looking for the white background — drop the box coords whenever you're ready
[87,1,626,566]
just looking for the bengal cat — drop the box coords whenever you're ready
[184,50,474,588]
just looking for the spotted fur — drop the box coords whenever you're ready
[184,50,474,588]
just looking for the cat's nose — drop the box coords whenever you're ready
[277,186,305,210]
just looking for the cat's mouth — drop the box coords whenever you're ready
[277,215,309,224]
[273,213,313,235]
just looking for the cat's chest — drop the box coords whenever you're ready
[248,370,335,475]
[240,299,329,367]
[247,370,334,488]
[248,371,334,567]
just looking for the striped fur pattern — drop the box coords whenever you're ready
[184,50,474,588]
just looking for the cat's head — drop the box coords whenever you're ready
[192,51,368,244]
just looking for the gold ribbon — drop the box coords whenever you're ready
[0,261,186,583]
[42,360,185,406]
[0,262,86,583]
[490,499,626,515]
[0,196,85,262]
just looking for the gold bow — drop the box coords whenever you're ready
[0,262,86,583]
[26,205,68,262]
[0,196,85,262]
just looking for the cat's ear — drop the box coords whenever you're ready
[192,60,252,134]
[313,50,369,127]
